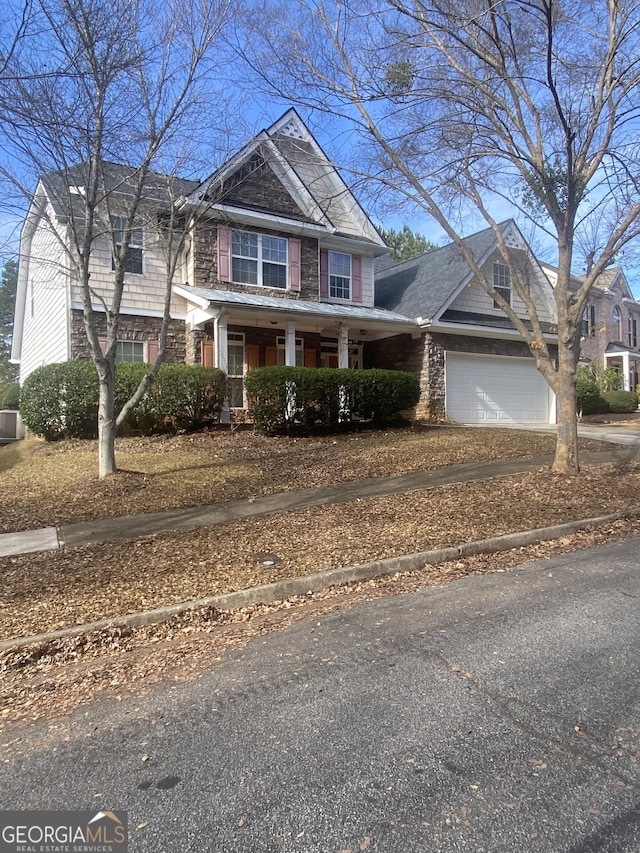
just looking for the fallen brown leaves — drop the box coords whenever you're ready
[0,425,608,533]
[2,515,639,744]
[0,425,639,742]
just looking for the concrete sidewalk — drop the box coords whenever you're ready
[1,442,638,558]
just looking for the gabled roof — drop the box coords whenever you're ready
[186,109,386,248]
[375,223,508,320]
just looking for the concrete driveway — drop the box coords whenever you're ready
[1,537,639,852]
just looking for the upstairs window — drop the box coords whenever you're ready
[629,316,638,348]
[232,229,287,289]
[329,252,352,300]
[112,216,143,275]
[492,262,511,307]
[582,304,596,338]
[613,306,622,341]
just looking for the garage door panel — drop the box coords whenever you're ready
[446,353,551,424]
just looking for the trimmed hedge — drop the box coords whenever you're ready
[20,361,226,440]
[20,361,98,440]
[603,390,638,413]
[245,366,420,433]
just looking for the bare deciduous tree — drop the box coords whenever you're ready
[0,0,234,476]
[242,0,640,473]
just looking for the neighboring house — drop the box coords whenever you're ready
[541,263,640,392]
[12,109,417,417]
[372,222,558,424]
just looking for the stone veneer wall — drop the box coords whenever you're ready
[193,219,320,302]
[70,309,186,362]
[367,330,551,420]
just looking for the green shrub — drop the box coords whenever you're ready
[125,363,226,433]
[20,360,226,439]
[603,390,638,413]
[596,366,623,392]
[245,366,420,433]
[0,381,20,409]
[20,361,98,440]
[576,367,609,416]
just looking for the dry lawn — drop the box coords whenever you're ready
[1,423,640,736]
[0,425,609,532]
[0,425,638,643]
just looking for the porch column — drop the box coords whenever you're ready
[214,312,230,424]
[337,324,349,369]
[285,322,297,366]
[622,351,630,390]
[214,312,228,373]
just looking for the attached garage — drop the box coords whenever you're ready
[445,352,554,424]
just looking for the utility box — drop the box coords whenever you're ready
[0,410,24,442]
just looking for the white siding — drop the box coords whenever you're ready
[19,210,69,382]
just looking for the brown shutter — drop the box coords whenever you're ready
[217,224,232,282]
[289,238,301,291]
[351,255,362,303]
[146,340,160,363]
[201,340,215,367]
[319,249,329,298]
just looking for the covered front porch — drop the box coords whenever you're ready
[604,343,640,392]
[173,285,418,416]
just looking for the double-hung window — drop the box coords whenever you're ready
[492,262,511,306]
[613,307,622,341]
[329,252,351,300]
[112,216,143,275]
[232,230,287,289]
[629,316,638,348]
[582,304,596,338]
[116,341,145,363]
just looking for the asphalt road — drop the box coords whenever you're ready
[1,538,639,853]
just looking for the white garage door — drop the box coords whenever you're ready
[445,352,552,424]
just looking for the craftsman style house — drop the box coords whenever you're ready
[11,110,416,416]
[12,109,562,424]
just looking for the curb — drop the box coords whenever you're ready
[2,508,639,653]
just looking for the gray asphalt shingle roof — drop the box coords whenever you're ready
[375,224,507,320]
[41,162,198,220]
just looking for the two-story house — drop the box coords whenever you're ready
[13,110,562,425]
[11,110,417,415]
[540,263,640,392]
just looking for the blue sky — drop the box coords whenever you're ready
[1,73,638,297]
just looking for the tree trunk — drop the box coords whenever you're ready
[552,347,580,475]
[97,366,117,478]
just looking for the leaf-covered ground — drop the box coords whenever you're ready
[1,423,639,737]
[0,425,609,532]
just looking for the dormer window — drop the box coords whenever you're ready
[232,229,287,289]
[493,262,511,307]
